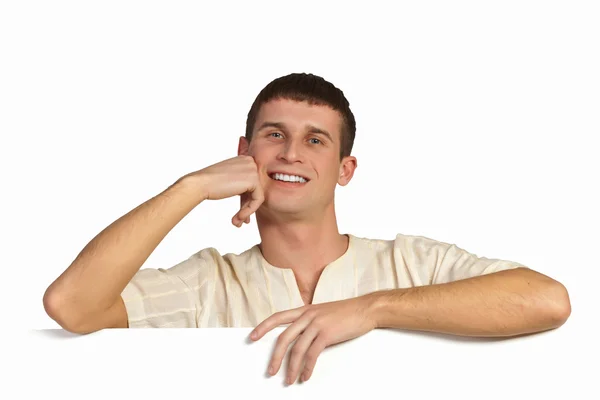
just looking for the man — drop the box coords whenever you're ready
[44,72,571,385]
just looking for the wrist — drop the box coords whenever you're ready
[366,289,405,329]
[365,290,390,329]
[172,174,208,204]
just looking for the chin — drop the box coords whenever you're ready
[261,199,307,215]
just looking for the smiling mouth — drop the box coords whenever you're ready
[268,173,310,183]
[268,174,309,185]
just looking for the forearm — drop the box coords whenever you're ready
[368,268,571,337]
[44,176,205,326]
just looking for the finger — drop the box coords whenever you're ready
[232,190,252,227]
[286,325,319,384]
[232,213,243,227]
[233,207,253,227]
[238,191,247,224]
[232,201,251,227]
[232,209,246,227]
[300,335,328,382]
[244,179,265,218]
[234,189,263,227]
[268,312,316,378]
[241,189,264,221]
[232,194,248,227]
[251,307,307,341]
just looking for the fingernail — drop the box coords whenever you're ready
[268,366,274,375]
[250,331,257,339]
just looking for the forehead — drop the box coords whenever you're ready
[254,98,343,139]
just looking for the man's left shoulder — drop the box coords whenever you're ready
[349,233,398,253]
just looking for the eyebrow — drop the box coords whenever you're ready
[257,121,335,143]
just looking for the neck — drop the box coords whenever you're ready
[255,202,349,280]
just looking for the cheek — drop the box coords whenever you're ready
[251,146,274,162]
[322,166,341,185]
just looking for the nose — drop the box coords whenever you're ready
[277,139,303,163]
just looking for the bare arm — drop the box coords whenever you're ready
[44,155,264,334]
[43,175,206,333]
[369,267,571,337]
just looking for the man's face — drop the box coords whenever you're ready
[239,98,356,219]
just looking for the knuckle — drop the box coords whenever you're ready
[318,326,330,337]
[318,333,331,345]
[312,316,326,328]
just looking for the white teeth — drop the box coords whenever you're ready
[272,173,307,183]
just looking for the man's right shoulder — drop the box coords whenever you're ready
[165,245,257,276]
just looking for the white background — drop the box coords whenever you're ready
[1,0,598,398]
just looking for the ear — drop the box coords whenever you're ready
[238,136,250,156]
[338,156,357,186]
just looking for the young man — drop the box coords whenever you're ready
[44,72,571,384]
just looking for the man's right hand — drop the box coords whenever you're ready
[186,155,265,228]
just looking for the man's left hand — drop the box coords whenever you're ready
[249,294,379,384]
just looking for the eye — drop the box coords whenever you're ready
[270,132,283,138]
[309,138,321,145]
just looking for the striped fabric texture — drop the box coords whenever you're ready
[120,233,528,328]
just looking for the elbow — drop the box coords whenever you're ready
[547,282,571,328]
[524,269,572,329]
[43,287,92,335]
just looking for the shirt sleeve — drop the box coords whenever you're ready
[120,254,208,328]
[395,233,529,286]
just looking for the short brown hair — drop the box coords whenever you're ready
[245,73,356,161]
